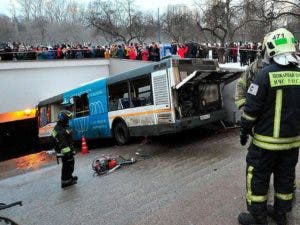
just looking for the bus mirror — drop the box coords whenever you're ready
[70,97,74,105]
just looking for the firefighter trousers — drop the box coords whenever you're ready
[245,144,298,216]
[61,153,75,183]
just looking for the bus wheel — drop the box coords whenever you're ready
[113,121,130,145]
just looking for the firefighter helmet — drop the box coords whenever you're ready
[263,28,299,65]
[57,110,73,124]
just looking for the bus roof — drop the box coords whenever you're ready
[38,93,63,107]
[79,77,106,87]
[106,58,171,85]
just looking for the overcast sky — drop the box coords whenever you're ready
[0,0,196,16]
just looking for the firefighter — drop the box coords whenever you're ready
[235,34,276,111]
[238,28,300,225]
[235,58,264,110]
[52,110,78,188]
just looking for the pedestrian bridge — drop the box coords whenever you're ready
[0,59,150,123]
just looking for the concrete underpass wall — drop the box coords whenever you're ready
[0,59,110,114]
[0,59,152,115]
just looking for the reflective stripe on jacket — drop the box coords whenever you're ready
[51,122,73,154]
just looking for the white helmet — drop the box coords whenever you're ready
[263,28,299,65]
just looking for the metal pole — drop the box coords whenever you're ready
[157,8,161,44]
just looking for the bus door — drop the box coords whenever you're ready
[87,84,110,139]
[151,69,173,124]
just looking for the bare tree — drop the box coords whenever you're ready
[87,0,153,44]
[194,0,246,44]
[2,0,299,45]
[133,12,156,44]
[16,0,31,21]
[194,0,300,43]
[246,0,300,31]
[161,11,196,43]
[4,0,91,44]
[0,15,15,42]
[43,0,68,23]
[237,0,267,42]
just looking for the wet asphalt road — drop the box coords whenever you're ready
[1,128,300,225]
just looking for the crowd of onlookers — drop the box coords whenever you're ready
[0,42,160,62]
[0,41,299,65]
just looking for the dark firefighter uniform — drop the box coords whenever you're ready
[52,116,77,188]
[235,58,263,110]
[240,61,300,222]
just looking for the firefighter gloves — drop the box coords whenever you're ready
[240,128,250,146]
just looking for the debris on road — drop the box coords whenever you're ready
[92,154,136,176]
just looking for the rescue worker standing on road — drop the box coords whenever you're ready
[238,28,300,225]
[235,57,264,110]
[52,110,78,188]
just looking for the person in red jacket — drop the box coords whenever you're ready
[56,46,63,59]
[230,43,238,62]
[128,47,137,60]
[177,44,188,58]
[141,47,149,61]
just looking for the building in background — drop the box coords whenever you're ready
[166,3,199,20]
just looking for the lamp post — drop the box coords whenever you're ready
[157,8,161,44]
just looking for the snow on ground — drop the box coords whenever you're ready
[219,62,247,70]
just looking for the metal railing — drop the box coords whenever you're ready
[0,201,22,225]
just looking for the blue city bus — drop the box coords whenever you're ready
[38,58,242,145]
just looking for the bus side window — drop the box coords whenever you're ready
[74,93,90,117]
[108,82,129,111]
[130,74,153,107]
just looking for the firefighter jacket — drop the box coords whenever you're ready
[51,121,74,155]
[241,61,300,150]
[235,58,263,109]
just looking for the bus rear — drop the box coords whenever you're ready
[169,58,241,131]
[142,58,242,135]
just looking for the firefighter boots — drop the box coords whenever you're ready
[238,212,268,225]
[72,176,78,182]
[267,205,287,225]
[61,179,77,188]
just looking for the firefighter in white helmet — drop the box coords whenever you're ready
[238,28,300,225]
